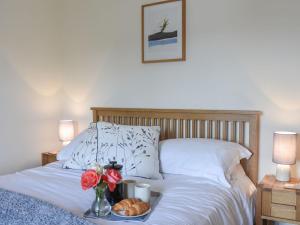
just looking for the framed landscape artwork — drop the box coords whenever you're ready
[142,0,186,63]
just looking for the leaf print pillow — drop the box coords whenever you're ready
[63,123,98,170]
[97,122,161,179]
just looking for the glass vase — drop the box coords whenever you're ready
[91,187,111,217]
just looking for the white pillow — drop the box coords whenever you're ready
[96,122,161,179]
[230,164,246,181]
[159,138,252,187]
[57,129,87,161]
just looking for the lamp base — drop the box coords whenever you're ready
[62,141,71,146]
[276,164,291,182]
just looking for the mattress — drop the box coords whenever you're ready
[0,161,256,225]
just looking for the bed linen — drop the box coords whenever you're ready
[0,161,256,225]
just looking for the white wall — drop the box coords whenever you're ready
[0,0,62,174]
[0,1,299,224]
[61,0,300,181]
[1,0,300,187]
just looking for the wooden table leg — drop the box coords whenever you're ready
[262,219,274,225]
[256,186,262,225]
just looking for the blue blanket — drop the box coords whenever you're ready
[0,188,95,225]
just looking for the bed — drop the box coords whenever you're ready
[0,107,261,225]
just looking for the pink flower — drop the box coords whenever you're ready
[81,170,100,190]
[105,169,122,192]
[80,168,122,192]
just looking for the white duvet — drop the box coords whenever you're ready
[0,162,256,225]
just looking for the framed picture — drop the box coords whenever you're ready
[142,0,186,63]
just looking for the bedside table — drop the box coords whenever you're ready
[41,152,58,166]
[256,175,300,225]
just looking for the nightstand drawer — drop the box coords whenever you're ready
[42,152,57,166]
[258,176,300,225]
[272,189,296,206]
[271,204,296,220]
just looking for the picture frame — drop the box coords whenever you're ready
[142,0,186,63]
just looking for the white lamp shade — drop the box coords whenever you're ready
[273,131,297,165]
[59,120,75,142]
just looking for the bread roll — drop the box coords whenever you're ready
[113,198,150,216]
[112,198,140,211]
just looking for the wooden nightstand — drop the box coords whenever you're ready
[256,175,300,225]
[41,152,58,166]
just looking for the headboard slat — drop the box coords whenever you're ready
[239,122,245,145]
[207,121,212,138]
[230,121,237,142]
[91,107,261,184]
[192,120,197,138]
[222,121,229,141]
[215,121,220,139]
[200,120,206,138]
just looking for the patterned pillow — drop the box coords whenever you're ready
[63,122,161,179]
[63,123,98,170]
[97,122,161,179]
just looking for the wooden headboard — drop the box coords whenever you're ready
[91,107,261,185]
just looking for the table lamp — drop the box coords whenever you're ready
[273,131,297,182]
[59,120,75,146]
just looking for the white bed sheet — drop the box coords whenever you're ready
[0,161,256,225]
